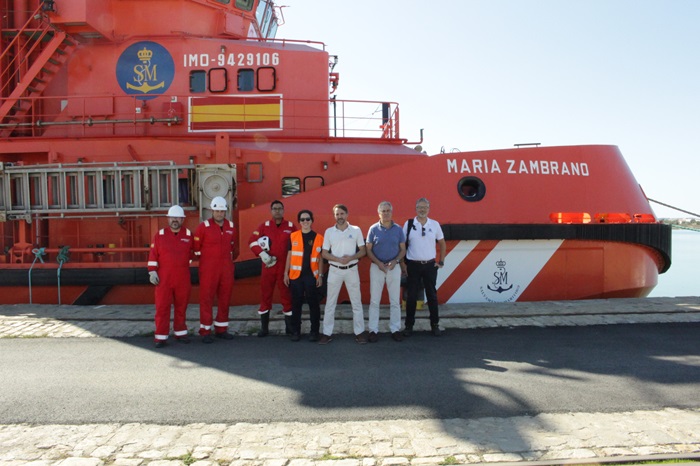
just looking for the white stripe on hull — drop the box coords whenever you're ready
[442,239,564,303]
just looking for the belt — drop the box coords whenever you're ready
[406,259,435,265]
[330,262,358,270]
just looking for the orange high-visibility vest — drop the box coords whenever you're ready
[288,230,323,280]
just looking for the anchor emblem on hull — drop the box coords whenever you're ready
[479,258,521,302]
[487,259,513,293]
[125,47,165,94]
[117,42,174,100]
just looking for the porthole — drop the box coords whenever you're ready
[457,176,485,202]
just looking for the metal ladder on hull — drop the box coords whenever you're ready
[0,161,192,221]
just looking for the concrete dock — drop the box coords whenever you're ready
[1,297,699,465]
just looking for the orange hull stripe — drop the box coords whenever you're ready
[440,240,500,301]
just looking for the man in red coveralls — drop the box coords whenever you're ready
[248,200,297,337]
[147,205,194,348]
[194,196,239,344]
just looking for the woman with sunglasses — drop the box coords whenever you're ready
[283,210,325,342]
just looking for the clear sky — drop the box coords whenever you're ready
[279,0,699,219]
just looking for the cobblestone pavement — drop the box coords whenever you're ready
[1,297,700,465]
[1,297,699,339]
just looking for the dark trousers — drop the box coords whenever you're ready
[405,260,439,328]
[290,274,321,334]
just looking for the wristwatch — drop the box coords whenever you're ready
[438,261,444,266]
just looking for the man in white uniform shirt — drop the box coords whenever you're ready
[320,204,367,344]
[401,197,447,337]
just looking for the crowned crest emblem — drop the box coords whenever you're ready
[487,258,514,293]
[117,41,174,100]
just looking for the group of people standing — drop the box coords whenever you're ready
[146,197,446,348]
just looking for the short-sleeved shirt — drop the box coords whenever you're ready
[403,217,444,261]
[322,223,365,267]
[366,221,405,263]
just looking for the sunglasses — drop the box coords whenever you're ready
[413,224,426,236]
[300,217,312,222]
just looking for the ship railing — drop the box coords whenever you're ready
[0,94,402,140]
[4,245,151,268]
[329,99,400,139]
[0,3,51,97]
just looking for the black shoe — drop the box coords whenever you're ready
[258,312,270,337]
[202,334,215,344]
[284,315,293,335]
[155,340,167,348]
[177,336,191,344]
[431,325,441,337]
[402,327,413,337]
[391,331,404,342]
[215,332,234,340]
[291,332,300,342]
[308,331,319,342]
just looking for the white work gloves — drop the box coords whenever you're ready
[259,251,277,268]
[149,271,160,285]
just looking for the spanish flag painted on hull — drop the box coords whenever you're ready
[188,95,282,132]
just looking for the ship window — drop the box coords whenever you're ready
[267,20,278,39]
[235,0,254,11]
[255,1,268,25]
[457,176,486,202]
[208,68,228,93]
[257,67,276,91]
[282,177,301,197]
[303,176,325,192]
[213,0,231,4]
[246,162,263,183]
[260,6,273,37]
[237,69,255,91]
[189,70,207,93]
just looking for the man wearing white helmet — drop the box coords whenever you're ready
[147,205,194,348]
[248,200,297,337]
[194,196,239,343]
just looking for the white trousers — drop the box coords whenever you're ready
[368,263,402,333]
[369,263,401,333]
[323,266,365,336]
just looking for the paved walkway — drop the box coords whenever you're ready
[1,297,700,465]
[2,297,700,339]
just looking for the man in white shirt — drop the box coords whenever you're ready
[401,197,447,337]
[320,204,367,344]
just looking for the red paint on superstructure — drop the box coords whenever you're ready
[0,0,670,305]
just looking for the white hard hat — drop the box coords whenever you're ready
[167,205,185,218]
[210,196,228,211]
[258,236,270,251]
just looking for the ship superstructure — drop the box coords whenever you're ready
[0,0,670,305]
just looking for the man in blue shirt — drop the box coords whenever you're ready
[366,201,406,342]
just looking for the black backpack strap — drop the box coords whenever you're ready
[405,218,414,251]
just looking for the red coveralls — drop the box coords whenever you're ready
[194,219,238,335]
[249,219,297,314]
[147,228,193,342]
